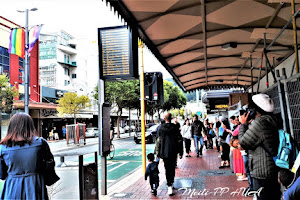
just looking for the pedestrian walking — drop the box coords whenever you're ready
[62,126,66,139]
[239,94,281,200]
[181,119,192,157]
[214,117,221,152]
[0,113,59,200]
[191,115,205,157]
[155,113,183,195]
[219,119,232,168]
[173,117,181,131]
[145,153,159,196]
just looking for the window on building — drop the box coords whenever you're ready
[64,68,69,76]
[0,47,10,76]
[72,74,76,79]
[64,80,70,86]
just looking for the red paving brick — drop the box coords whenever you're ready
[110,149,251,199]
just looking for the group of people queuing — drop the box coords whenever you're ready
[145,93,300,200]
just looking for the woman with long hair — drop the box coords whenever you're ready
[0,113,59,199]
[181,119,192,157]
[219,119,232,168]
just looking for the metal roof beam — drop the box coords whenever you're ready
[182,74,256,84]
[235,3,284,82]
[178,66,261,78]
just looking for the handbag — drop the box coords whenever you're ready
[209,130,216,138]
[41,139,60,186]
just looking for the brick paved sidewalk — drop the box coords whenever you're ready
[103,148,252,200]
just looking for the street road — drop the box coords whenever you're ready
[51,136,155,199]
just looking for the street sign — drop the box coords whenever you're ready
[153,92,158,100]
[98,26,138,80]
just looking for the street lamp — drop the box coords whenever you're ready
[17,8,38,114]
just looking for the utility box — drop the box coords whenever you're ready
[144,72,164,105]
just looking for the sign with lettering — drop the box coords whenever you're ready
[41,109,58,117]
[98,26,138,80]
[215,104,229,109]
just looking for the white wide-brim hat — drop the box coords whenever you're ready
[252,94,274,113]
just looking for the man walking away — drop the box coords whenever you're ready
[191,115,204,157]
[155,113,183,195]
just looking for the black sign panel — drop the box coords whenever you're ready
[98,26,138,80]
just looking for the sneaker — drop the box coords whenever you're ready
[151,190,154,194]
[237,177,248,181]
[168,186,173,195]
[188,155,191,157]
[196,154,199,157]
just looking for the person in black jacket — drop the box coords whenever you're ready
[145,153,159,196]
[239,94,280,200]
[155,113,183,195]
[191,115,205,157]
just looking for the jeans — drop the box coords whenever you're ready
[242,155,252,189]
[194,135,203,155]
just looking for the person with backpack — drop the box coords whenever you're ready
[239,94,281,200]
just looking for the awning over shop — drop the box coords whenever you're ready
[105,0,300,91]
[13,100,58,110]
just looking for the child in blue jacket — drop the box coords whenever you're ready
[145,153,159,196]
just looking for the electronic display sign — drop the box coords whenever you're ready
[98,26,138,80]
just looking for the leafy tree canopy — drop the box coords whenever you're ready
[57,92,91,124]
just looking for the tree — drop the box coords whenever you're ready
[56,92,91,124]
[106,80,140,138]
[0,74,18,139]
[95,80,140,138]
[159,80,187,114]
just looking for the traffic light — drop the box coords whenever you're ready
[144,72,164,105]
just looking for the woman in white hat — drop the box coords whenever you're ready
[238,94,281,200]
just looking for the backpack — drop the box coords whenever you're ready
[262,129,299,169]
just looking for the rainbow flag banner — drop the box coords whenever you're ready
[8,28,25,58]
[29,25,42,52]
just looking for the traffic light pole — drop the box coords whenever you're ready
[139,39,146,174]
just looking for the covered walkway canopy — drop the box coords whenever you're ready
[105,0,300,92]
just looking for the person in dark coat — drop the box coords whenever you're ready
[239,94,280,200]
[145,153,159,196]
[219,119,232,168]
[155,113,183,195]
[173,117,181,131]
[0,113,58,200]
[191,115,204,157]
